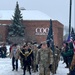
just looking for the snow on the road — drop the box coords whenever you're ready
[0,58,69,75]
[0,58,39,75]
[55,61,69,75]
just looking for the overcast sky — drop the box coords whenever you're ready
[0,0,74,28]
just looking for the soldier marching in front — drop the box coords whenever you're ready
[38,42,53,75]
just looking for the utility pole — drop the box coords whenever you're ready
[74,0,75,30]
[69,0,72,35]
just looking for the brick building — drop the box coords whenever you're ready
[0,10,63,47]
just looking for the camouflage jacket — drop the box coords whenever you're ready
[39,48,53,65]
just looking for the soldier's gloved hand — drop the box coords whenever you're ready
[49,64,52,71]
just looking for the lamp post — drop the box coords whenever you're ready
[69,0,72,35]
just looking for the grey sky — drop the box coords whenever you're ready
[0,0,74,28]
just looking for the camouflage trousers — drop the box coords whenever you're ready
[20,58,23,68]
[31,60,38,72]
[39,63,50,75]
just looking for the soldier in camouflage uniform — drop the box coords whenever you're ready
[32,44,38,72]
[19,45,24,69]
[38,42,53,75]
[52,46,60,74]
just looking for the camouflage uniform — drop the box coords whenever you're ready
[69,54,75,75]
[32,45,38,72]
[39,43,53,75]
[18,45,24,69]
[52,46,60,74]
[19,50,24,69]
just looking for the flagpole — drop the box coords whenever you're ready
[69,0,72,35]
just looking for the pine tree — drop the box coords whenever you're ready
[8,2,25,37]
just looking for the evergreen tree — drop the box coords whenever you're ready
[8,2,25,37]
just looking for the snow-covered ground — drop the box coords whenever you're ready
[55,61,69,75]
[0,58,39,75]
[0,57,69,75]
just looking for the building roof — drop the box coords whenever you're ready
[0,10,51,20]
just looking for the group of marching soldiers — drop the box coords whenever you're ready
[9,42,61,75]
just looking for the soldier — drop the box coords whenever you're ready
[38,42,53,75]
[32,44,38,72]
[19,45,24,69]
[52,46,60,74]
[68,54,75,75]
